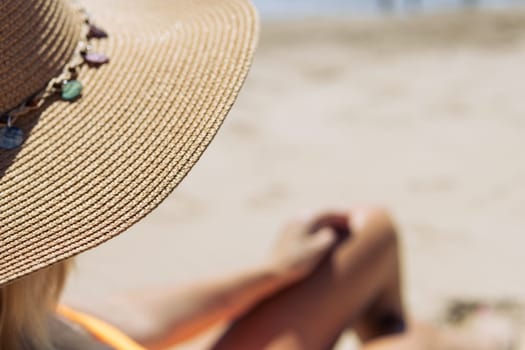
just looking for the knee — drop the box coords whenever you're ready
[349,206,399,249]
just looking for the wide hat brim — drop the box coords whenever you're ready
[0,0,258,285]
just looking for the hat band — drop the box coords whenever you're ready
[0,6,109,150]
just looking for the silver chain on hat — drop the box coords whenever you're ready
[0,4,109,150]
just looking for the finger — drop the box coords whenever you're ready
[281,218,311,238]
[309,212,351,243]
[308,227,337,252]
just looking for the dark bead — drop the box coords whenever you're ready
[0,126,24,150]
[87,24,108,39]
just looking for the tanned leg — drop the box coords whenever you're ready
[211,207,406,350]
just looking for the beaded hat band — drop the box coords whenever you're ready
[0,0,258,285]
[0,5,109,150]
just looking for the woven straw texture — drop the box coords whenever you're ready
[0,0,258,286]
[0,0,83,111]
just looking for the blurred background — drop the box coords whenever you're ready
[253,0,525,17]
[66,1,525,349]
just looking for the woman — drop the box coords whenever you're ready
[1,208,513,350]
[0,0,513,349]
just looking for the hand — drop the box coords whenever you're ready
[271,212,351,282]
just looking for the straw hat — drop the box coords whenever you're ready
[0,0,258,285]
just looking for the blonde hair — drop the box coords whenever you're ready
[0,260,71,350]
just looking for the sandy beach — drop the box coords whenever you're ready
[64,10,525,349]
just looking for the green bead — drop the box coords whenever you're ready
[61,80,83,101]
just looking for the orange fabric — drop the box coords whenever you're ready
[57,305,147,350]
